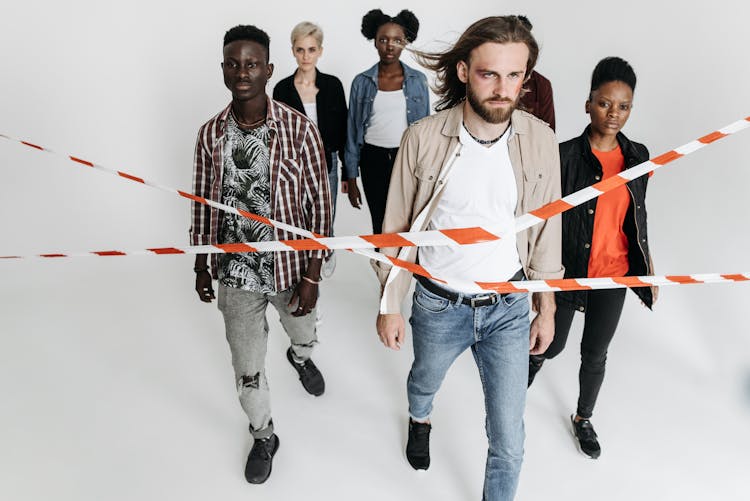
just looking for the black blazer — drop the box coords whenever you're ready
[273,68,348,174]
[557,126,654,311]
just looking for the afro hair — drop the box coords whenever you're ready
[361,9,419,43]
[590,56,637,94]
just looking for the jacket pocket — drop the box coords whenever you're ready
[521,163,547,211]
[413,165,439,207]
[278,157,301,184]
[276,158,304,224]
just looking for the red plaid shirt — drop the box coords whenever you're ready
[190,99,332,291]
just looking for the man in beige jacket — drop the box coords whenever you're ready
[374,16,563,501]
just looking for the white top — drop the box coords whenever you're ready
[417,124,521,292]
[303,102,318,127]
[364,89,408,148]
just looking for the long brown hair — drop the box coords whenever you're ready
[416,16,538,111]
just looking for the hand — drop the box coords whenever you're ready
[376,313,405,350]
[288,279,318,317]
[529,311,554,355]
[344,178,362,209]
[195,270,215,303]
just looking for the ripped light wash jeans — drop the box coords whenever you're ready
[218,284,317,438]
[407,281,530,501]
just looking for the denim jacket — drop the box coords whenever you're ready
[344,61,430,179]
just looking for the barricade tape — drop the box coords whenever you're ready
[0,132,389,272]
[475,272,750,294]
[2,117,749,295]
[0,133,322,242]
[2,116,749,256]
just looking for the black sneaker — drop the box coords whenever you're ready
[286,347,325,396]
[528,355,545,387]
[406,419,431,470]
[571,414,601,459]
[245,434,280,484]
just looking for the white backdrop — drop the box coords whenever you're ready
[2,1,750,500]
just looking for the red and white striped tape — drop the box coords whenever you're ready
[0,134,323,242]
[3,116,750,256]
[474,272,750,294]
[2,117,750,294]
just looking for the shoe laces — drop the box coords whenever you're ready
[575,419,598,442]
[410,422,431,443]
[295,359,315,376]
[251,437,275,459]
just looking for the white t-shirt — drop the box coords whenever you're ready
[417,124,521,292]
[364,89,408,148]
[303,102,318,127]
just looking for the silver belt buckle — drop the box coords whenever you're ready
[470,294,498,307]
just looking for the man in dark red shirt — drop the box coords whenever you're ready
[517,15,556,131]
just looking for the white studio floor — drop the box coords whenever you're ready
[2,203,750,501]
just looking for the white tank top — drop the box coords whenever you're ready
[364,89,408,148]
[303,102,318,127]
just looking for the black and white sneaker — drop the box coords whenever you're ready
[571,414,601,459]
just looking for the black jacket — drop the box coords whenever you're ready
[273,68,348,174]
[557,126,654,311]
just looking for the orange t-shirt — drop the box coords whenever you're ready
[588,145,630,278]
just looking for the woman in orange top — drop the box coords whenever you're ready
[528,57,657,459]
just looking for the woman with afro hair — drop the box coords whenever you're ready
[343,9,430,234]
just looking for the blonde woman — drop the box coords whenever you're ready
[273,22,347,222]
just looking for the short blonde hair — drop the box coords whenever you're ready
[291,21,323,47]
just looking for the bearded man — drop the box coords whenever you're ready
[373,16,563,501]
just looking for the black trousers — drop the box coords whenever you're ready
[359,143,398,235]
[543,288,627,419]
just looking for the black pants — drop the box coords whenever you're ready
[543,288,627,419]
[359,143,398,235]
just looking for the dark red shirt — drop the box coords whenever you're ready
[520,71,555,131]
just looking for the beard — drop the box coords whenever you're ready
[466,83,518,124]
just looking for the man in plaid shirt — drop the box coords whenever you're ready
[190,25,331,484]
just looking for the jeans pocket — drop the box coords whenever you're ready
[413,286,450,313]
[501,291,528,308]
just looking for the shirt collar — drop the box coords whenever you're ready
[219,96,280,129]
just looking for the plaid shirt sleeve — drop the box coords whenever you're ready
[300,121,332,259]
[190,124,213,246]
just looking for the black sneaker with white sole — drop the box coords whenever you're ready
[571,414,601,459]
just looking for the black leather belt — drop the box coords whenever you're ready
[416,269,525,308]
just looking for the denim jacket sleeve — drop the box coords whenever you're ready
[344,74,369,179]
[403,65,430,124]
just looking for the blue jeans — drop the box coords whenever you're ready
[408,281,530,501]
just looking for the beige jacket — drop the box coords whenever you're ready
[375,104,564,314]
